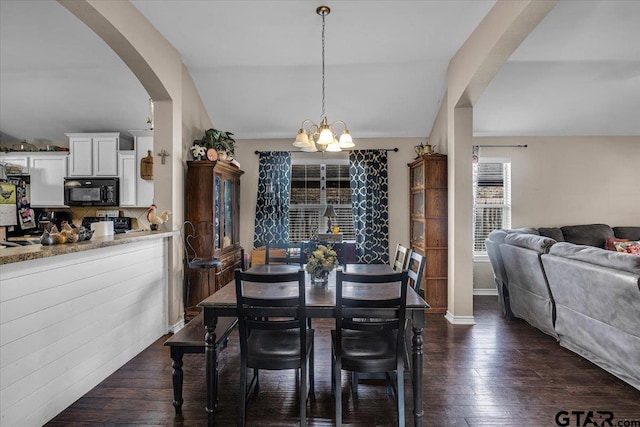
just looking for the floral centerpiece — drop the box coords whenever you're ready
[306,244,339,285]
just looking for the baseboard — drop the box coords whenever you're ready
[169,318,185,334]
[444,311,476,325]
[474,288,498,296]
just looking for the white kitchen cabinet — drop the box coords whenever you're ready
[124,130,155,207]
[0,153,30,174]
[29,153,68,207]
[66,133,122,177]
[118,151,136,206]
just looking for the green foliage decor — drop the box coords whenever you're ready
[193,128,235,159]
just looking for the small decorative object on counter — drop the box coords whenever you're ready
[147,203,171,231]
[305,244,339,285]
[140,150,154,180]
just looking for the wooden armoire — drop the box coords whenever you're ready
[185,160,244,318]
[408,154,448,313]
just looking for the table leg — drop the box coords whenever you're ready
[205,317,219,427]
[412,314,424,426]
[169,347,184,415]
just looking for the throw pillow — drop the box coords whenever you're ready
[605,237,629,251]
[613,240,640,255]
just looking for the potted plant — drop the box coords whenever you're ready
[193,128,235,160]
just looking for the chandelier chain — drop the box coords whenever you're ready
[321,11,326,121]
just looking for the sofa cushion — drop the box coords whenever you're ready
[549,242,640,275]
[560,224,614,248]
[538,227,564,242]
[504,233,556,254]
[613,226,640,240]
[614,240,640,255]
[487,227,538,245]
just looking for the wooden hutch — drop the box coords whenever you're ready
[408,154,448,313]
[185,160,244,319]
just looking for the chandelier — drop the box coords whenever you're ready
[293,6,354,153]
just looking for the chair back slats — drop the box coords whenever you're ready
[392,243,410,272]
[335,269,409,355]
[235,268,307,353]
[406,251,426,292]
[181,220,216,262]
[265,242,306,266]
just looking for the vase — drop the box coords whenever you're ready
[311,271,329,286]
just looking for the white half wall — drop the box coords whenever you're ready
[0,238,169,426]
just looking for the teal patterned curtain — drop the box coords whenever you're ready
[253,152,291,247]
[349,150,389,263]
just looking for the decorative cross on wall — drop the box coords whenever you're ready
[157,149,169,165]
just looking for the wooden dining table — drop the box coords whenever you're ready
[198,263,430,426]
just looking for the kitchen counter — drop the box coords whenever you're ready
[0,230,176,265]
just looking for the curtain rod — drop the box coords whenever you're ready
[476,144,528,148]
[254,148,399,155]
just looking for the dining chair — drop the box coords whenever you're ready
[265,241,306,266]
[181,220,221,321]
[352,249,426,393]
[235,269,314,427]
[392,243,411,272]
[332,269,409,426]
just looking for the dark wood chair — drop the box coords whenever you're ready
[332,269,409,426]
[265,242,306,266]
[235,268,314,427]
[181,220,221,321]
[352,250,426,393]
[392,243,410,272]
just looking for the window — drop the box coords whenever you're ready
[473,158,511,257]
[289,160,354,242]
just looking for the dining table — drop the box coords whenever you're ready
[198,263,430,426]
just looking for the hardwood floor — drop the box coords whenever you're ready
[46,296,640,426]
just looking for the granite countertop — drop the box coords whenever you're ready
[0,230,176,265]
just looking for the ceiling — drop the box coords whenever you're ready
[0,0,638,146]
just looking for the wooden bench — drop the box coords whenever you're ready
[164,311,237,414]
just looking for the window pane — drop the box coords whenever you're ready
[474,206,504,252]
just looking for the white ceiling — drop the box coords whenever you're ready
[0,0,638,145]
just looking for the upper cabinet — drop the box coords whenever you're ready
[118,130,154,207]
[66,132,128,177]
[0,152,68,207]
[29,153,68,206]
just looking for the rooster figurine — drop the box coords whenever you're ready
[146,204,171,231]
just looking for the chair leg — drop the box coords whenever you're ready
[239,364,247,427]
[396,362,405,427]
[352,372,359,397]
[309,342,315,399]
[300,360,307,426]
[335,358,342,427]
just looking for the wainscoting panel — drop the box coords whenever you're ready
[0,238,169,427]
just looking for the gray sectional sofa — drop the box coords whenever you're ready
[485,224,640,390]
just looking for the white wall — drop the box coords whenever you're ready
[474,135,640,290]
[234,137,423,260]
[0,238,169,426]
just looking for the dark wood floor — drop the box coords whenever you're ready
[46,296,640,426]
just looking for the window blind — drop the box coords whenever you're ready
[289,162,355,242]
[474,160,511,253]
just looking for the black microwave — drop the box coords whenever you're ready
[64,178,119,206]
